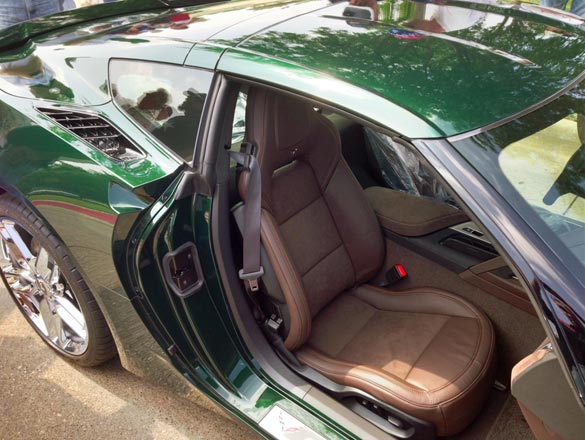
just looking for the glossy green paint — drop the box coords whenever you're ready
[184,44,226,70]
[239,0,585,135]
[4,0,582,136]
[0,0,225,49]
[0,17,194,105]
[202,0,331,46]
[0,96,180,189]
[0,0,330,106]
[1,1,584,438]
[182,0,333,69]
[217,46,442,137]
[0,88,184,386]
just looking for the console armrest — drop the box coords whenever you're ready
[365,186,468,237]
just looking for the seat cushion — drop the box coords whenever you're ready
[296,285,496,436]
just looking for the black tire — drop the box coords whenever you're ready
[0,193,117,366]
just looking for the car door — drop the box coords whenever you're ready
[110,60,248,390]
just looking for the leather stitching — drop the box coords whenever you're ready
[403,317,452,386]
[301,289,495,397]
[375,210,467,228]
[301,243,344,278]
[356,286,482,319]
[353,287,492,393]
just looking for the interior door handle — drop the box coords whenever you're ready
[162,242,204,298]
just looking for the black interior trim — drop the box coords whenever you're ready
[382,228,493,273]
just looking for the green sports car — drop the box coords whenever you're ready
[1,0,584,438]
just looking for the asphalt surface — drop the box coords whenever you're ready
[0,286,259,440]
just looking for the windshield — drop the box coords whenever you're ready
[452,81,585,274]
[0,1,121,30]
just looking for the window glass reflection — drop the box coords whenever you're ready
[110,60,213,162]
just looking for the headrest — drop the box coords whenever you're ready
[245,88,317,170]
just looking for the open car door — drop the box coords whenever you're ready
[511,341,585,440]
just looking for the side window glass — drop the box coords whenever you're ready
[231,91,247,148]
[110,60,213,162]
[364,127,457,207]
[499,113,585,234]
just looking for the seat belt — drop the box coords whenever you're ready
[228,146,264,292]
[229,145,301,368]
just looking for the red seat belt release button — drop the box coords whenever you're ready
[386,264,408,285]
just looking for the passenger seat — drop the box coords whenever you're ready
[240,89,496,436]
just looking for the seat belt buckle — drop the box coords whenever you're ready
[239,142,257,170]
[263,314,285,342]
[239,266,265,292]
[264,314,283,334]
[240,142,257,156]
[385,264,408,286]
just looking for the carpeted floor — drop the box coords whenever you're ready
[486,396,535,440]
[449,390,534,440]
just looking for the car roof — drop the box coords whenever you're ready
[232,0,585,136]
[3,0,585,137]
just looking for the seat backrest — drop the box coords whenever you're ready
[240,89,384,350]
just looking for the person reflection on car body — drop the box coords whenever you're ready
[541,0,585,18]
[348,0,379,20]
[0,0,62,29]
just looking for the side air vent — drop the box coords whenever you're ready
[37,108,143,162]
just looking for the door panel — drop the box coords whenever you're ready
[511,342,585,440]
[126,182,240,394]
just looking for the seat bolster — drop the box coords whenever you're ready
[297,347,451,432]
[298,341,496,436]
[351,285,484,319]
[323,160,385,284]
[261,209,311,350]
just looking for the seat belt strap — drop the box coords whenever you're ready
[229,148,264,292]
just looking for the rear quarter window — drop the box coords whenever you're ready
[110,60,213,162]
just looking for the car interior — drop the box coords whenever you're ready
[213,84,582,440]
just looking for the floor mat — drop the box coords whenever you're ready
[487,396,534,440]
[449,390,507,440]
[449,391,534,440]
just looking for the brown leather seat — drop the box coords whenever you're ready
[242,89,496,436]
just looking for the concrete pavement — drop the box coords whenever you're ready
[0,286,258,440]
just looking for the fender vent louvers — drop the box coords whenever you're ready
[37,108,143,162]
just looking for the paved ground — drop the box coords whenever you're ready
[0,286,258,440]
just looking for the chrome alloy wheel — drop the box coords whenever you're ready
[0,217,88,355]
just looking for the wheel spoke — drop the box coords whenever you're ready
[10,280,34,297]
[54,296,87,340]
[47,309,65,347]
[0,238,9,261]
[2,264,21,277]
[14,289,40,315]
[36,296,54,336]
[0,220,34,270]
[34,247,52,280]
[49,263,61,287]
